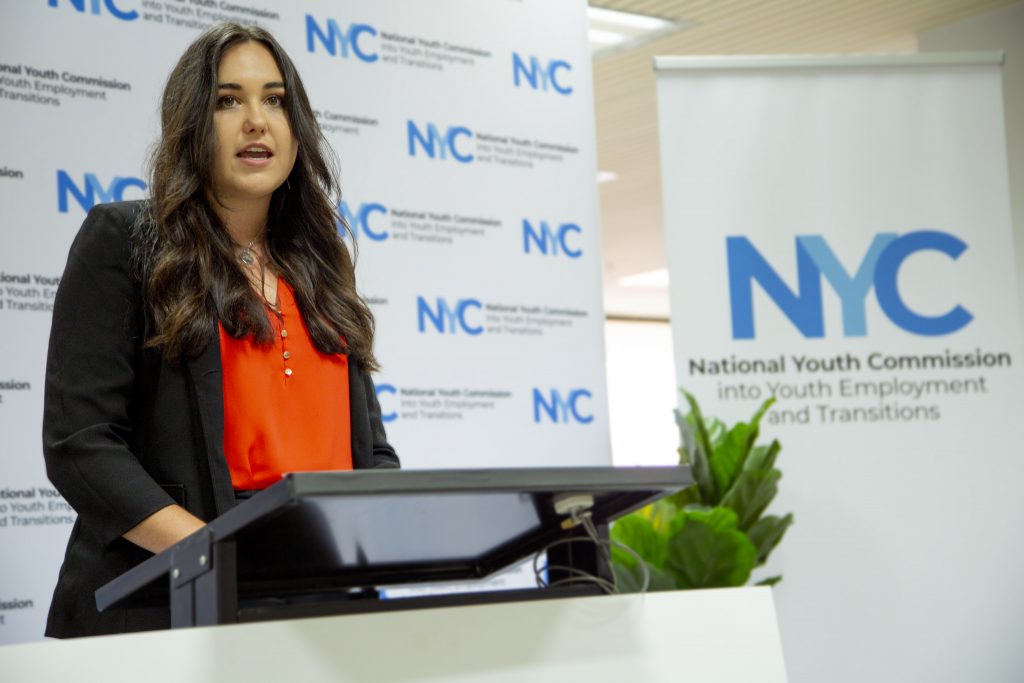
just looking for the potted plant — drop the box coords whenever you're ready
[611,391,793,591]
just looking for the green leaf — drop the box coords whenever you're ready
[664,519,757,589]
[644,498,679,534]
[710,421,753,496]
[720,468,782,531]
[745,440,781,473]
[646,564,677,591]
[704,417,727,450]
[749,396,776,433]
[610,514,668,569]
[612,560,643,593]
[665,483,704,511]
[677,395,717,503]
[709,397,777,496]
[629,498,686,536]
[755,575,783,587]
[612,559,677,593]
[683,506,740,533]
[747,513,794,565]
[681,390,715,462]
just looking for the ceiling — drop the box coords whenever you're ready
[589,0,1018,318]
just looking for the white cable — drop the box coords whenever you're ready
[533,509,651,594]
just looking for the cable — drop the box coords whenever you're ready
[533,508,651,595]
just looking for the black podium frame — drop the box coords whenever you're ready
[96,466,692,628]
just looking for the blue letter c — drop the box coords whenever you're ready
[874,230,973,336]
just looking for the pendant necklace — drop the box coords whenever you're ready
[236,239,280,314]
[239,240,257,266]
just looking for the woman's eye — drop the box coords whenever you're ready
[217,95,238,108]
[266,94,284,107]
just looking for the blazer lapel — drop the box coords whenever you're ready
[185,333,235,516]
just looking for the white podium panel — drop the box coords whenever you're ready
[0,588,787,682]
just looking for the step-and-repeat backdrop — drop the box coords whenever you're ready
[0,0,608,643]
[656,55,1024,683]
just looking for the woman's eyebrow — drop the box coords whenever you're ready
[216,82,285,90]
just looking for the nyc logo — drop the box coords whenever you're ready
[49,0,138,21]
[523,219,582,258]
[512,54,572,95]
[417,297,483,335]
[57,170,146,213]
[306,15,378,62]
[727,231,972,339]
[532,388,593,424]
[339,201,388,241]
[407,121,473,163]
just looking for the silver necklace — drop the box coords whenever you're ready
[235,239,280,312]
[238,240,257,266]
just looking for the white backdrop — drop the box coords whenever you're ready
[656,54,1024,682]
[0,0,608,644]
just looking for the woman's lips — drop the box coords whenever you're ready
[236,154,273,167]
[236,148,273,167]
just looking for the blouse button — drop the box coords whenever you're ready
[284,368,293,377]
[283,351,291,360]
[281,329,288,339]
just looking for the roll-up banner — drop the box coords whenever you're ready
[656,53,1024,682]
[0,0,608,644]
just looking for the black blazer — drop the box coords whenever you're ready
[42,201,399,638]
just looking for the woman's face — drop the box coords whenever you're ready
[210,41,298,207]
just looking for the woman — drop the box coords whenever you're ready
[42,23,398,638]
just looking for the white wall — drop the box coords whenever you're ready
[604,319,679,467]
[919,2,1024,325]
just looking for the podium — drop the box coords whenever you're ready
[5,589,789,682]
[97,466,692,628]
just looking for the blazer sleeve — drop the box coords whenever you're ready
[42,203,175,548]
[358,367,400,469]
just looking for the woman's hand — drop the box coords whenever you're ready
[123,505,207,554]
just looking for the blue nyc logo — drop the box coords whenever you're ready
[417,297,483,335]
[339,201,388,241]
[533,389,593,424]
[523,219,582,258]
[374,383,397,423]
[727,231,973,339]
[407,121,473,163]
[57,170,146,213]
[306,15,378,62]
[48,0,138,20]
[512,54,572,95]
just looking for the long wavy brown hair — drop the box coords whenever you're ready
[132,23,377,370]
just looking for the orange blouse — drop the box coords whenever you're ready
[218,279,352,490]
